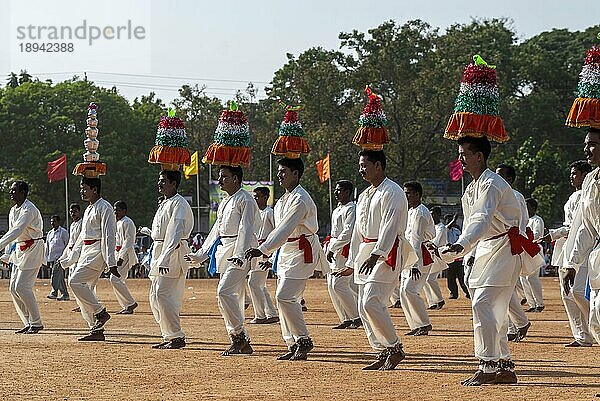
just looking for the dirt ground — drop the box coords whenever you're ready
[0,276,598,400]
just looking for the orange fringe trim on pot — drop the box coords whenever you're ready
[202,143,251,167]
[352,126,390,150]
[73,162,107,178]
[444,112,508,143]
[272,136,311,159]
[566,97,600,129]
[148,146,191,166]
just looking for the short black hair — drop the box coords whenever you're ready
[13,180,29,197]
[253,186,270,197]
[160,170,181,189]
[220,165,243,182]
[358,149,386,171]
[570,160,593,174]
[277,157,304,179]
[69,203,81,211]
[431,206,442,216]
[51,215,61,222]
[336,180,354,193]
[81,177,101,194]
[403,181,423,197]
[457,136,491,162]
[526,197,538,212]
[496,163,516,182]
[114,200,127,211]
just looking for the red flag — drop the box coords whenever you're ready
[315,154,331,183]
[449,159,463,181]
[47,154,67,182]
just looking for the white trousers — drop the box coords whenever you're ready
[247,270,277,320]
[521,273,544,308]
[10,265,42,326]
[109,260,136,309]
[358,281,400,352]
[400,267,431,330]
[390,279,401,304]
[471,285,515,361]
[276,277,309,346]
[218,266,249,336]
[559,267,592,344]
[327,273,359,322]
[69,266,103,330]
[149,273,186,341]
[588,288,600,345]
[423,272,444,306]
[507,288,529,334]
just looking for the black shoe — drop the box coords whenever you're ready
[264,316,280,324]
[162,337,186,349]
[290,337,314,361]
[565,340,592,347]
[380,343,405,370]
[392,300,402,308]
[513,322,531,342]
[249,317,268,324]
[47,293,58,300]
[91,308,111,331]
[15,326,30,334]
[414,324,432,336]
[152,341,170,349]
[427,304,438,310]
[436,300,445,310]
[118,302,138,315]
[494,360,517,384]
[222,332,253,355]
[78,331,105,341]
[525,307,536,312]
[405,328,419,336]
[25,325,44,334]
[362,351,388,370]
[520,298,527,305]
[449,294,458,299]
[57,295,70,301]
[333,320,353,329]
[349,318,363,329]
[534,306,545,312]
[277,344,298,360]
[507,332,517,341]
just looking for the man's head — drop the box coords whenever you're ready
[334,180,353,204]
[431,206,442,224]
[526,197,538,218]
[569,160,593,189]
[50,215,61,229]
[253,186,270,210]
[114,200,127,221]
[358,149,386,184]
[218,165,243,195]
[277,158,304,191]
[69,203,81,221]
[80,177,101,202]
[403,181,423,208]
[158,170,180,197]
[444,213,455,227]
[584,128,600,165]
[496,163,516,186]
[457,136,491,176]
[9,181,28,205]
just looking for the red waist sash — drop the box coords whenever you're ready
[116,245,122,251]
[287,235,313,264]
[488,227,540,257]
[83,239,99,246]
[362,237,399,270]
[322,235,350,258]
[421,243,434,266]
[19,238,42,252]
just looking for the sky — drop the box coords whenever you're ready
[1,0,599,105]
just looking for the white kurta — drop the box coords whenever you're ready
[523,214,545,308]
[327,201,356,272]
[111,215,138,309]
[59,219,82,270]
[550,190,582,267]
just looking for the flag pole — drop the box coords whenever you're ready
[64,170,69,225]
[328,153,333,219]
[196,166,201,232]
[461,173,464,195]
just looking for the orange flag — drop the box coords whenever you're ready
[315,154,330,183]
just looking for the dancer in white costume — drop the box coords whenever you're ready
[111,200,138,314]
[0,181,45,334]
[523,197,545,312]
[423,206,447,310]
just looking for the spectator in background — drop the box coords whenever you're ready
[444,214,469,299]
[46,215,69,301]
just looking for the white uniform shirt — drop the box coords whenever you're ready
[327,201,356,272]
[527,214,545,259]
[116,215,138,267]
[67,198,117,271]
[513,190,528,233]
[256,206,275,242]
[433,222,448,248]
[349,177,416,285]
[0,199,44,270]
[258,185,323,279]
[198,188,259,273]
[550,190,581,267]
[406,203,436,270]
[59,219,82,269]
[566,167,600,288]
[150,193,194,278]
[45,226,69,263]
[454,169,522,287]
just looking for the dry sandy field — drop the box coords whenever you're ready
[0,277,598,400]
